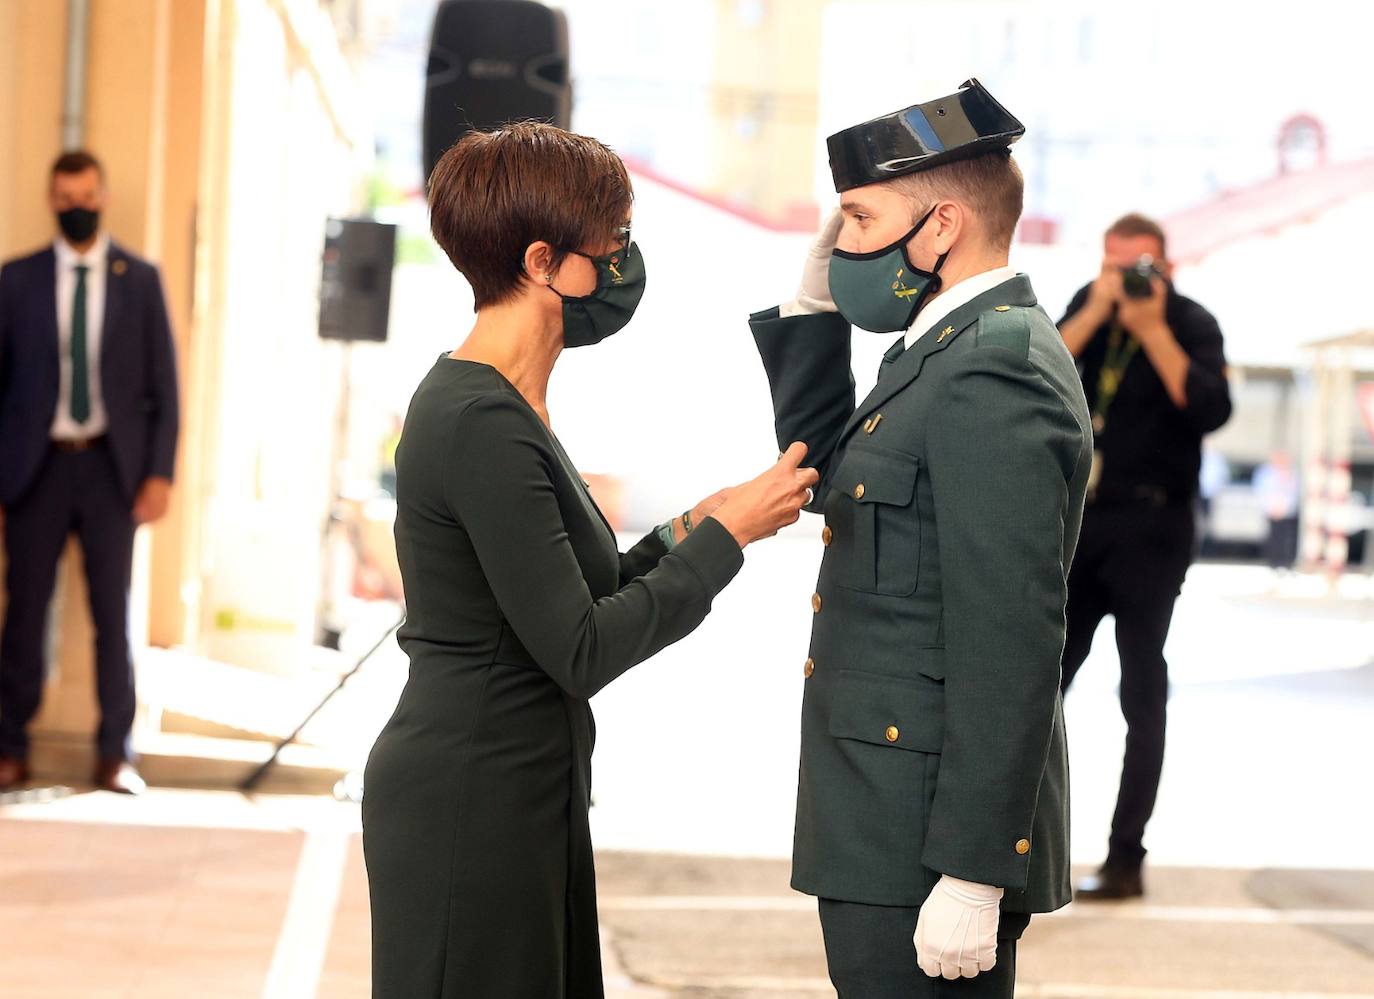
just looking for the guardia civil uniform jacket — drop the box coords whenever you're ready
[751,272,1091,915]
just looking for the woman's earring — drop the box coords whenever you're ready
[544,273,553,283]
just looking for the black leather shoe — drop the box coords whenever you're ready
[1075,864,1144,900]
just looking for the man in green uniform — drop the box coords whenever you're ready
[750,80,1092,997]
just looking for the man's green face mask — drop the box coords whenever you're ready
[828,206,948,334]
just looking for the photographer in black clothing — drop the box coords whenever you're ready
[1057,213,1232,900]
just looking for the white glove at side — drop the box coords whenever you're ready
[780,207,844,317]
[914,874,1004,980]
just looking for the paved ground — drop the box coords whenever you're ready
[1,559,1371,996]
[1,791,1372,997]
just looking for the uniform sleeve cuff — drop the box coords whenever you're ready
[670,515,744,598]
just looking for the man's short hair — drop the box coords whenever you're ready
[427,121,633,309]
[1105,212,1167,258]
[889,151,1024,251]
[51,149,104,183]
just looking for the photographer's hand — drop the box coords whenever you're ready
[1119,276,1190,408]
[1116,273,1166,338]
[1085,258,1123,318]
[1058,259,1121,358]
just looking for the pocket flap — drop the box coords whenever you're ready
[830,446,919,507]
[828,668,944,752]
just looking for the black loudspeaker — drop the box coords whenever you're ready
[319,218,397,343]
[422,0,572,184]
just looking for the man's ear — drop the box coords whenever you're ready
[928,201,963,255]
[522,240,556,285]
[1161,258,1175,280]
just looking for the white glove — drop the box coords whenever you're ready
[781,208,844,316]
[914,874,1004,980]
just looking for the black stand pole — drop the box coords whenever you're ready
[239,613,404,793]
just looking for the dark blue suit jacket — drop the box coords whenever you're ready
[0,241,179,506]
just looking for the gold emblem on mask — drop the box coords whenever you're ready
[892,266,918,301]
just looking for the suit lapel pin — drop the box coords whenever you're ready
[937,325,955,343]
[112,259,128,276]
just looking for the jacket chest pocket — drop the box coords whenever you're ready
[826,443,921,596]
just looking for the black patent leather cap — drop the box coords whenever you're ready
[826,78,1025,192]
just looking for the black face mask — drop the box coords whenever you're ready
[546,242,647,348]
[57,208,100,244]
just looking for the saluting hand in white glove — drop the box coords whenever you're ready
[784,207,844,315]
[914,874,1004,980]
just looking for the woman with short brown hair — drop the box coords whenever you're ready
[361,122,815,997]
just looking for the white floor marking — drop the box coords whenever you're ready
[261,828,350,999]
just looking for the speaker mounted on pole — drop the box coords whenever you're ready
[318,217,397,343]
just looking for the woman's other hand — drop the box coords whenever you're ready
[711,442,819,549]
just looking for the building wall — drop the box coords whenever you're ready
[706,0,825,230]
[0,0,367,759]
[193,0,368,673]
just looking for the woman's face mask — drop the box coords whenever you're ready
[547,241,647,349]
[827,206,948,334]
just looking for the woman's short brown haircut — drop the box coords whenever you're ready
[1105,213,1167,259]
[891,151,1024,251]
[428,121,633,309]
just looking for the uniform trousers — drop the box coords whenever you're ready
[1060,498,1195,867]
[820,899,1031,998]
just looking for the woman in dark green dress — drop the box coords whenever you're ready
[361,122,817,998]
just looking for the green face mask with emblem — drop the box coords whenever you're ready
[549,242,647,348]
[828,207,948,334]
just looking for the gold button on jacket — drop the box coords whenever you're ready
[884,725,899,743]
[1015,838,1031,855]
[804,658,815,678]
[854,483,865,500]
[811,592,822,613]
[822,525,833,546]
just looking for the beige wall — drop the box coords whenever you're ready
[0,2,68,256]
[708,0,825,229]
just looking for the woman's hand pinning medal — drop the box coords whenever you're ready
[710,442,820,549]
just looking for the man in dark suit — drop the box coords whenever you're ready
[751,81,1090,997]
[0,150,179,795]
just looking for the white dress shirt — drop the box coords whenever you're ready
[903,265,1019,351]
[52,233,110,439]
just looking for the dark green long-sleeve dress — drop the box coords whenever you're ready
[362,356,743,998]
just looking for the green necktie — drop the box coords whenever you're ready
[71,263,90,424]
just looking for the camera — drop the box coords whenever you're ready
[1121,255,1161,299]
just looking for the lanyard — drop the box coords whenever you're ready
[1090,322,1139,435]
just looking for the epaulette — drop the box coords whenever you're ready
[974,304,1031,357]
